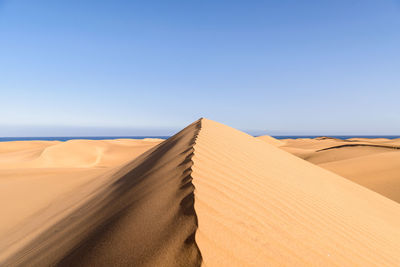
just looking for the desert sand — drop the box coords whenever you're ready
[1,119,400,266]
[259,136,400,203]
[0,138,163,264]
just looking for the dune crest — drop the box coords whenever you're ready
[191,119,400,266]
[1,119,400,266]
[0,121,202,266]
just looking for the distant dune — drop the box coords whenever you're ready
[0,138,163,264]
[1,119,400,266]
[256,135,284,147]
[279,137,400,203]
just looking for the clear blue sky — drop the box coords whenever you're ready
[1,0,399,136]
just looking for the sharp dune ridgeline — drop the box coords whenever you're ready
[1,119,400,266]
[0,122,201,266]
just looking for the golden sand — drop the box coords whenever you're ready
[1,120,400,266]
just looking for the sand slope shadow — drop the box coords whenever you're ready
[2,120,203,267]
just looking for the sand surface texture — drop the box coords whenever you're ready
[1,120,400,266]
[195,120,400,266]
[260,136,400,203]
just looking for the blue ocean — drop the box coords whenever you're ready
[0,136,171,142]
[0,135,399,142]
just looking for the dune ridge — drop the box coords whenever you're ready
[191,119,400,266]
[2,119,400,266]
[0,121,202,266]
[316,143,400,152]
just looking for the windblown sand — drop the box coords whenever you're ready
[1,120,400,266]
[0,139,163,242]
[258,136,400,203]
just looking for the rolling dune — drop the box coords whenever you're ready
[1,119,400,266]
[276,137,400,203]
[320,151,400,203]
[0,139,163,169]
[0,138,163,262]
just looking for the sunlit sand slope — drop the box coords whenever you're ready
[256,135,284,147]
[0,139,163,169]
[320,151,400,203]
[280,138,400,203]
[192,119,400,266]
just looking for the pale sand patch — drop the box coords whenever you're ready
[256,135,285,147]
[280,137,400,203]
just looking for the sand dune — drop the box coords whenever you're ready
[1,120,400,266]
[256,135,284,147]
[0,138,162,263]
[280,137,400,203]
[319,151,400,202]
[0,130,199,266]
[304,145,394,164]
[0,141,58,154]
[193,119,400,266]
[346,137,400,146]
[0,139,163,169]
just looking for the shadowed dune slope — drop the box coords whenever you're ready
[192,119,400,266]
[0,139,162,240]
[0,121,202,267]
